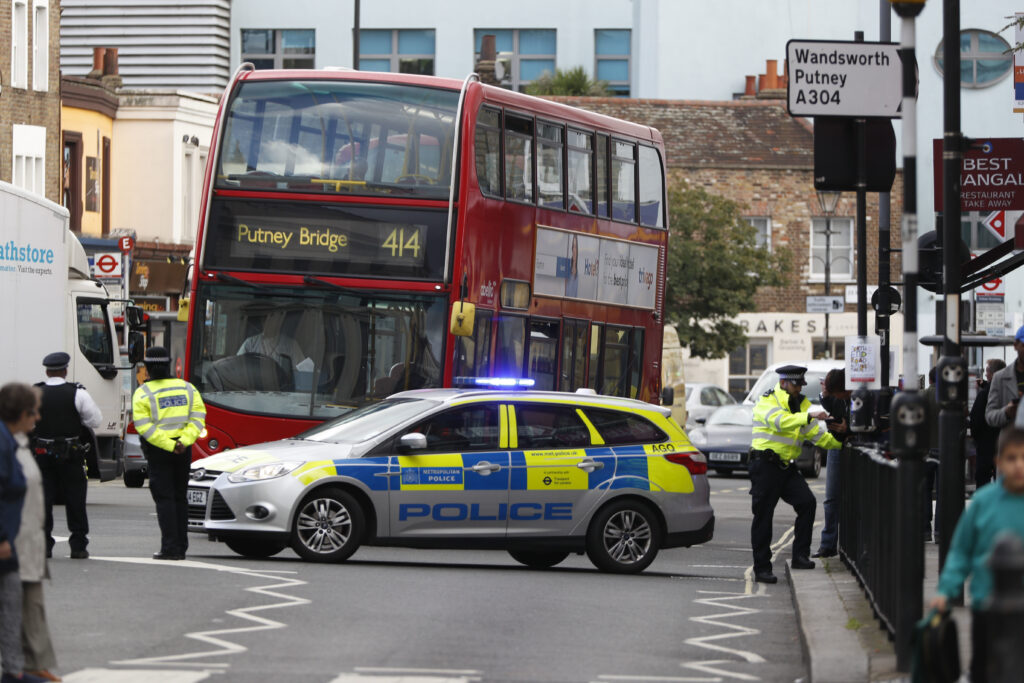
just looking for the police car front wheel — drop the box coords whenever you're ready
[225,539,287,559]
[508,550,570,569]
[586,500,660,573]
[290,487,365,563]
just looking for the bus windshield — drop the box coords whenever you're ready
[190,283,447,419]
[217,79,460,199]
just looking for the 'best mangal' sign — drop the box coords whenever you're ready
[933,138,1024,212]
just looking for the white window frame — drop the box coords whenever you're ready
[594,29,631,97]
[474,29,556,92]
[744,216,771,251]
[809,216,855,282]
[12,124,46,196]
[31,0,47,91]
[933,29,1012,89]
[240,29,315,70]
[11,0,28,89]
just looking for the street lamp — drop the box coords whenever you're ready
[816,190,842,359]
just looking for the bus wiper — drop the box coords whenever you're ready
[216,272,271,291]
[302,275,361,296]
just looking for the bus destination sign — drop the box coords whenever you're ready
[204,199,446,280]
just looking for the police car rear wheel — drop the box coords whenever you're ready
[225,539,287,559]
[586,500,660,573]
[123,471,145,488]
[291,488,364,563]
[508,550,569,569]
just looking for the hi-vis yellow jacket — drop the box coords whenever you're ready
[751,383,842,462]
[132,378,206,453]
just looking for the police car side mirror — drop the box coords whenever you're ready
[399,433,427,452]
[661,386,674,407]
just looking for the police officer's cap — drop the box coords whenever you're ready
[42,351,70,370]
[776,364,808,385]
[144,346,171,365]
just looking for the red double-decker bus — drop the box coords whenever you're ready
[184,65,668,458]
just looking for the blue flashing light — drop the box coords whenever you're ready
[452,376,536,388]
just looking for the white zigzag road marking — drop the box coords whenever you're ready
[684,592,766,664]
[89,556,310,667]
[681,659,761,681]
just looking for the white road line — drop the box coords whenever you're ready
[684,592,766,664]
[597,675,718,682]
[354,668,483,676]
[89,556,309,668]
[333,669,483,682]
[689,565,751,569]
[682,660,760,681]
[63,669,216,682]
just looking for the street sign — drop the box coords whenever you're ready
[119,236,134,253]
[786,40,902,118]
[933,138,1024,212]
[981,210,1006,240]
[92,252,122,278]
[806,295,845,313]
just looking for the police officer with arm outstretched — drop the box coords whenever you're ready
[132,347,206,560]
[749,365,842,583]
[32,351,101,560]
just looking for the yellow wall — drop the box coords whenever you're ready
[61,106,115,237]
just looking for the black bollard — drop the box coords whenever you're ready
[987,533,1024,682]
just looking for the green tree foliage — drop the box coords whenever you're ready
[525,66,611,97]
[665,183,791,359]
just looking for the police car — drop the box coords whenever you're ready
[188,388,714,573]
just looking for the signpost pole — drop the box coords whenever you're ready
[879,0,893,389]
[855,31,869,339]
[937,0,964,572]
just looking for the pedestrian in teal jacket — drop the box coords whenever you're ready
[931,427,1024,683]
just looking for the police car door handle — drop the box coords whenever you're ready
[470,462,501,474]
[577,459,604,472]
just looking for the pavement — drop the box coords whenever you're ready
[788,539,973,682]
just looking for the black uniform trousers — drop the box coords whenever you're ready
[143,441,191,555]
[749,453,816,574]
[39,458,89,554]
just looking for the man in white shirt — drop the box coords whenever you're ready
[32,352,102,559]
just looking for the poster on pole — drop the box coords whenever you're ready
[1015,12,1024,113]
[846,335,880,388]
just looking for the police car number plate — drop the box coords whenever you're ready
[187,488,207,505]
[710,452,742,462]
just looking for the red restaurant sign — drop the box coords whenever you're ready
[933,138,1024,212]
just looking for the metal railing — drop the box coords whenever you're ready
[838,442,924,670]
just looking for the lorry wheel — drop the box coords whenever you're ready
[585,499,660,574]
[290,487,364,563]
[225,539,287,559]
[123,471,145,488]
[508,550,569,569]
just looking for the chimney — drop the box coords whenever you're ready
[103,47,119,75]
[88,47,106,79]
[756,58,786,100]
[744,75,756,97]
[476,34,499,86]
[765,60,778,89]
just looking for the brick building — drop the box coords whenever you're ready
[556,94,905,397]
[1,0,61,202]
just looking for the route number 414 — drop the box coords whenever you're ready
[382,227,421,258]
[794,89,840,106]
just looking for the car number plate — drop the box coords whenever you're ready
[710,452,742,462]
[187,488,207,506]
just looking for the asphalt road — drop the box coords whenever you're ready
[41,472,827,683]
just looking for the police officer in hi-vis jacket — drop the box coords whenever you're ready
[132,347,206,560]
[749,365,842,584]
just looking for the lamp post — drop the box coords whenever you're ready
[817,190,842,358]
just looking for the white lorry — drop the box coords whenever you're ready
[0,181,139,480]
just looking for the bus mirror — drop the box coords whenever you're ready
[125,305,146,330]
[661,386,674,407]
[450,301,476,337]
[128,331,145,365]
[177,297,190,323]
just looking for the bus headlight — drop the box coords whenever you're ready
[227,461,303,483]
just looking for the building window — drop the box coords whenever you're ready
[62,132,83,232]
[934,29,1012,88]
[810,217,854,281]
[595,29,630,97]
[359,29,435,75]
[812,339,845,361]
[960,212,1003,252]
[728,339,770,401]
[13,124,46,197]
[241,29,315,70]
[12,0,28,89]
[32,0,47,91]
[474,29,555,92]
[745,217,771,250]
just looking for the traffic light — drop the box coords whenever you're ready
[916,231,970,294]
